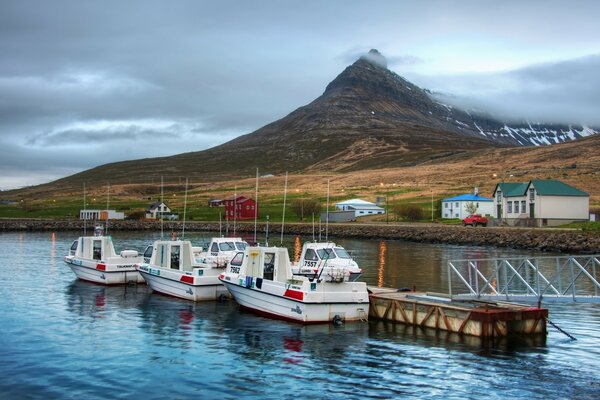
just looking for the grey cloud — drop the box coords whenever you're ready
[412,54,600,125]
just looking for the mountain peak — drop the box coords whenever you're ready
[360,49,387,68]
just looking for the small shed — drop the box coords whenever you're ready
[320,210,356,223]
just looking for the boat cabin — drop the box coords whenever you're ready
[227,246,293,284]
[69,235,139,262]
[143,240,205,272]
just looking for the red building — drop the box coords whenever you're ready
[223,195,258,220]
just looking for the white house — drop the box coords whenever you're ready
[335,199,385,218]
[80,209,125,220]
[493,179,589,227]
[441,194,493,219]
[145,201,172,219]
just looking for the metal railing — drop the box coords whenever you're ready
[447,255,600,303]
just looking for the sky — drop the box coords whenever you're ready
[1,0,599,190]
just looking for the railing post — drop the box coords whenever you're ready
[448,261,453,299]
[593,256,598,297]
[570,257,576,301]
[556,257,562,294]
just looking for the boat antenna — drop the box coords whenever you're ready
[318,217,322,241]
[254,167,259,244]
[83,182,87,236]
[160,176,164,239]
[325,178,330,241]
[280,171,288,245]
[233,184,237,237]
[265,215,270,246]
[105,183,110,235]
[181,178,188,239]
[219,211,222,236]
[315,242,335,282]
[312,212,315,242]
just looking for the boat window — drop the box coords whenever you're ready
[93,240,102,260]
[235,242,247,251]
[171,245,180,269]
[317,248,337,260]
[230,252,244,267]
[143,246,153,263]
[211,243,219,253]
[219,242,236,251]
[70,241,78,251]
[263,252,275,281]
[304,249,318,261]
[334,248,351,259]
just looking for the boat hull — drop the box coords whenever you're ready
[137,265,228,301]
[64,256,144,285]
[221,280,369,324]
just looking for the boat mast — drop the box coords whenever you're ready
[233,185,237,237]
[280,171,288,245]
[254,167,259,244]
[83,182,86,236]
[105,183,110,235]
[182,178,188,239]
[160,176,164,239]
[325,178,330,241]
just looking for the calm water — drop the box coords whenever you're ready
[1,231,599,399]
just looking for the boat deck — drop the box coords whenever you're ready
[368,287,548,338]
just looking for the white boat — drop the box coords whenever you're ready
[219,246,369,324]
[64,226,144,285]
[193,237,248,268]
[136,238,243,301]
[291,242,363,282]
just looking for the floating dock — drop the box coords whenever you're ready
[368,287,548,338]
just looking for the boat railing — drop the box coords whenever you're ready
[447,255,600,303]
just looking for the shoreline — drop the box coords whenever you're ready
[1,218,598,254]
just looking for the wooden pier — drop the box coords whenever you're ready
[368,287,548,338]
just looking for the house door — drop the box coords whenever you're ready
[529,203,535,219]
[497,205,502,218]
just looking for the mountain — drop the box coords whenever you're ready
[15,50,599,190]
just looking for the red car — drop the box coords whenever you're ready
[462,214,488,227]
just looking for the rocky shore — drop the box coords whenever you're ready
[1,218,598,254]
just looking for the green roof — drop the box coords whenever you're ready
[529,180,588,197]
[494,179,588,198]
[494,182,528,197]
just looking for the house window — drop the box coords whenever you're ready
[521,201,526,214]
[508,201,512,213]
[529,188,535,201]
[455,202,459,208]
[496,190,502,202]
[444,203,448,208]
[455,213,459,218]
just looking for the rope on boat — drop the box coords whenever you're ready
[545,317,577,340]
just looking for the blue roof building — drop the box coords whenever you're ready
[441,191,493,219]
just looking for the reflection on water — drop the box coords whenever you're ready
[293,235,302,262]
[377,240,386,287]
[1,231,600,400]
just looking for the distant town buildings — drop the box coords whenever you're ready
[493,179,589,227]
[223,195,258,220]
[441,192,493,219]
[335,198,385,218]
[80,209,125,220]
[145,201,178,220]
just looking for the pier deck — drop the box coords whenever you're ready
[368,287,548,338]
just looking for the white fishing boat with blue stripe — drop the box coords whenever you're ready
[64,225,144,285]
[136,237,247,301]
